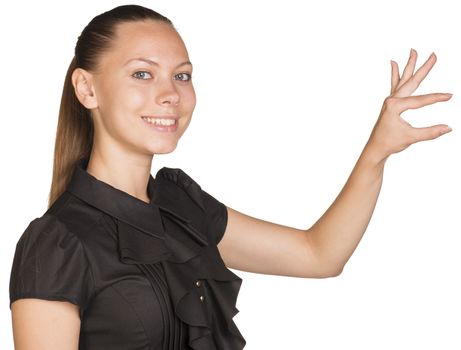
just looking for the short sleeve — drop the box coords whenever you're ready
[201,188,229,245]
[9,214,94,317]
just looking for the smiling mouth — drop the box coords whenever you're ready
[141,116,177,126]
[141,116,178,132]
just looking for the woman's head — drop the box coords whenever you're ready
[48,4,195,207]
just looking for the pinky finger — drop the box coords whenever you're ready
[390,60,399,94]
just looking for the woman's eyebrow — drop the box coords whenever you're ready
[124,57,192,68]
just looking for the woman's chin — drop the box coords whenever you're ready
[146,140,179,155]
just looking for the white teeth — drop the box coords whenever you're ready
[142,117,176,126]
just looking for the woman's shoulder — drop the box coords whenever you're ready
[156,166,199,186]
[45,189,106,241]
[155,167,228,245]
[155,166,206,210]
[13,212,84,259]
[12,192,105,268]
[10,211,95,315]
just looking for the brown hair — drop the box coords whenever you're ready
[47,5,174,208]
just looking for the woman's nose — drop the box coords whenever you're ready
[156,78,180,106]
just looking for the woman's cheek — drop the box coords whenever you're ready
[122,86,148,111]
[182,86,196,112]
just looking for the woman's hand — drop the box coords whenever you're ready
[365,48,453,164]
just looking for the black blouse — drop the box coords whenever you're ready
[9,157,246,350]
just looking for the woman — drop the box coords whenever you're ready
[9,4,452,350]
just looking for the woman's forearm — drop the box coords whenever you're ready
[305,49,452,276]
[307,143,386,275]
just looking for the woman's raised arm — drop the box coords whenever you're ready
[217,49,452,278]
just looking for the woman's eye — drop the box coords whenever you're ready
[174,72,192,82]
[132,71,191,81]
[132,71,152,80]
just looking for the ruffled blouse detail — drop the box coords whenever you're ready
[67,157,246,349]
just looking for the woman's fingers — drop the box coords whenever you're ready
[408,123,452,143]
[397,48,418,89]
[392,92,452,112]
[390,60,400,94]
[369,91,452,158]
[371,50,452,159]
[394,53,437,97]
[401,92,452,144]
[412,52,437,86]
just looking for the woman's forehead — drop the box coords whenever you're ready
[106,21,189,66]
[114,21,181,47]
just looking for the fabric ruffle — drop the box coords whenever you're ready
[116,167,246,349]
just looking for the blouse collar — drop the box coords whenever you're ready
[66,156,166,240]
[65,156,209,265]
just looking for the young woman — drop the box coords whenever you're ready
[9,4,452,350]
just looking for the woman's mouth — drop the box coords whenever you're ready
[141,116,178,132]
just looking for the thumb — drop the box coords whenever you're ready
[409,124,452,143]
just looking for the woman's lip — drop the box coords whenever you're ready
[141,116,178,132]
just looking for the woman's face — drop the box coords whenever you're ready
[88,20,196,156]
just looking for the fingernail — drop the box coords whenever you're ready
[442,126,452,134]
[445,93,453,97]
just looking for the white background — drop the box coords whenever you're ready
[1,1,460,349]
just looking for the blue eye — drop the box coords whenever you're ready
[132,71,152,80]
[132,71,192,81]
[175,72,192,81]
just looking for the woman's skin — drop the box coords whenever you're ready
[11,20,452,349]
[220,49,452,278]
[75,20,197,204]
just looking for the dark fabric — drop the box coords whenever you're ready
[9,156,246,350]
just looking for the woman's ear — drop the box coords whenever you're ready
[71,68,98,109]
